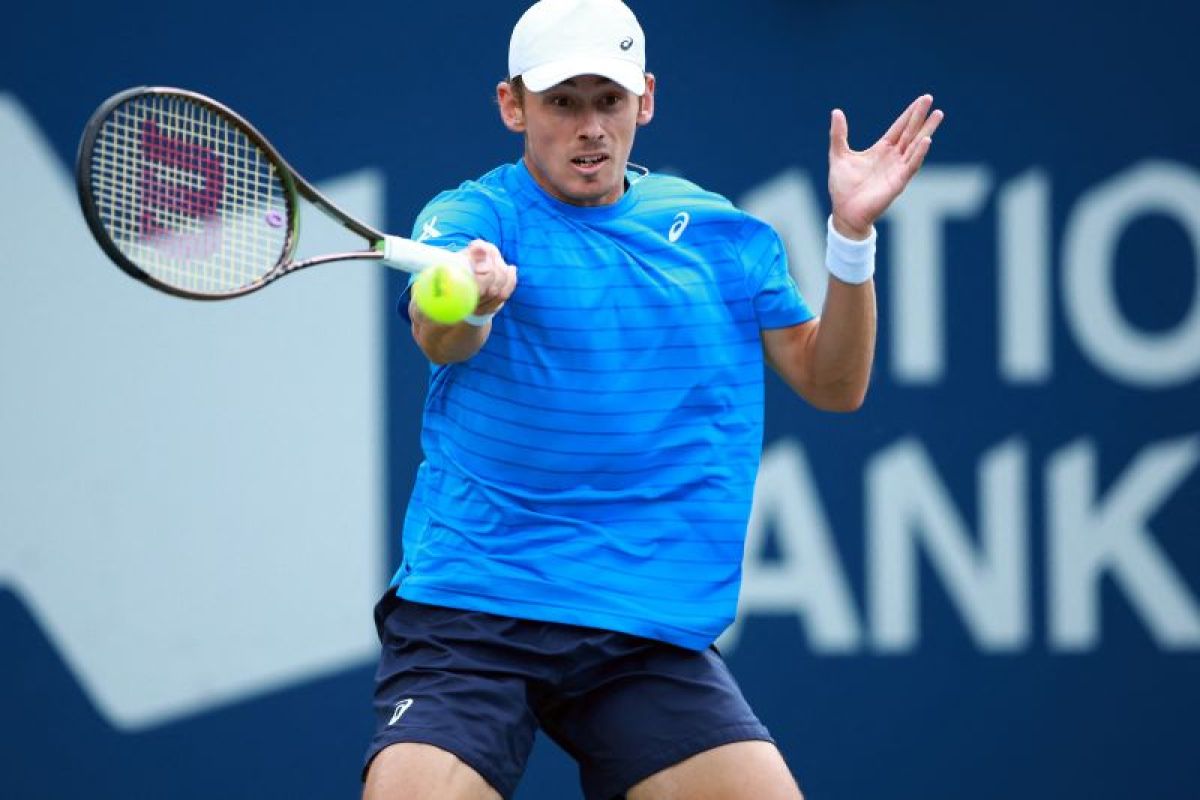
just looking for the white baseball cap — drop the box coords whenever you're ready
[508,0,647,96]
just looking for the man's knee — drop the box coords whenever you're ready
[626,740,803,800]
[363,742,501,800]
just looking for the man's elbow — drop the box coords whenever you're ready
[812,394,865,413]
[824,393,867,413]
[804,380,869,413]
[419,341,474,365]
[412,319,479,364]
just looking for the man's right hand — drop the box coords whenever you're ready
[410,240,517,364]
[464,240,518,317]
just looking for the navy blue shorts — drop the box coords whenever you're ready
[364,591,773,800]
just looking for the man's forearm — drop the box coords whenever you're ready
[805,276,877,411]
[411,299,490,364]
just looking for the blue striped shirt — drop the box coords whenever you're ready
[392,159,813,649]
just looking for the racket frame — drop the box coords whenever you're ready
[76,86,399,301]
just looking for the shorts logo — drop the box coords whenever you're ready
[388,698,414,725]
[668,211,690,243]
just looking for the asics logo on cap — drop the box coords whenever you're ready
[620,36,634,51]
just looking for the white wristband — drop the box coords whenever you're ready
[825,215,877,285]
[463,312,495,327]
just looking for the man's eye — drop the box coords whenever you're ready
[548,96,571,108]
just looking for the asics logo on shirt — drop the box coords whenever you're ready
[418,216,442,242]
[388,698,414,725]
[668,211,690,243]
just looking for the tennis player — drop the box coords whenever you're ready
[364,1,942,798]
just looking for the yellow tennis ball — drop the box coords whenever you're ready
[413,262,479,325]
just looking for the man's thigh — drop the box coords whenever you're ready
[364,595,545,799]
[363,742,501,800]
[626,741,803,800]
[541,641,779,800]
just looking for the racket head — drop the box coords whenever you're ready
[76,87,299,300]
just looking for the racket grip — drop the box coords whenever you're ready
[378,235,468,274]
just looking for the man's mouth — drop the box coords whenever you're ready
[571,154,610,170]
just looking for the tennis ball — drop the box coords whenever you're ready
[413,261,479,325]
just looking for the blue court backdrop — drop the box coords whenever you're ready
[2,0,1197,797]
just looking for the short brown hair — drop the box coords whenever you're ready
[507,75,526,105]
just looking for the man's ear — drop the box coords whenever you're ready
[497,81,526,133]
[636,72,656,126]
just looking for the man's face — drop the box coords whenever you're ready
[498,73,655,207]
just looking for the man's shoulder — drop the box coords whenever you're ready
[636,172,769,240]
[422,164,520,215]
[637,172,736,210]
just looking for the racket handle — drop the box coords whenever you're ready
[377,235,469,273]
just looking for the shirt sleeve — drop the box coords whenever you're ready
[739,219,815,329]
[398,184,501,321]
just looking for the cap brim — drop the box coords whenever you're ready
[519,56,646,96]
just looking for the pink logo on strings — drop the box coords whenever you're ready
[139,119,225,260]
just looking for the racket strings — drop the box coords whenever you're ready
[88,93,290,295]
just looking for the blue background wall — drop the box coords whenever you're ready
[2,0,1198,797]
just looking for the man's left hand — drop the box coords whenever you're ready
[828,94,944,240]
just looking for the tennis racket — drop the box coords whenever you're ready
[76,86,464,300]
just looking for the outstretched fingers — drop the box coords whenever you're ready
[879,96,920,146]
[829,108,851,156]
[896,95,934,152]
[904,107,944,157]
[903,134,933,177]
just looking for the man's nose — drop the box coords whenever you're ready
[577,108,606,140]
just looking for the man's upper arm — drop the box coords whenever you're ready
[738,217,817,395]
[739,218,813,331]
